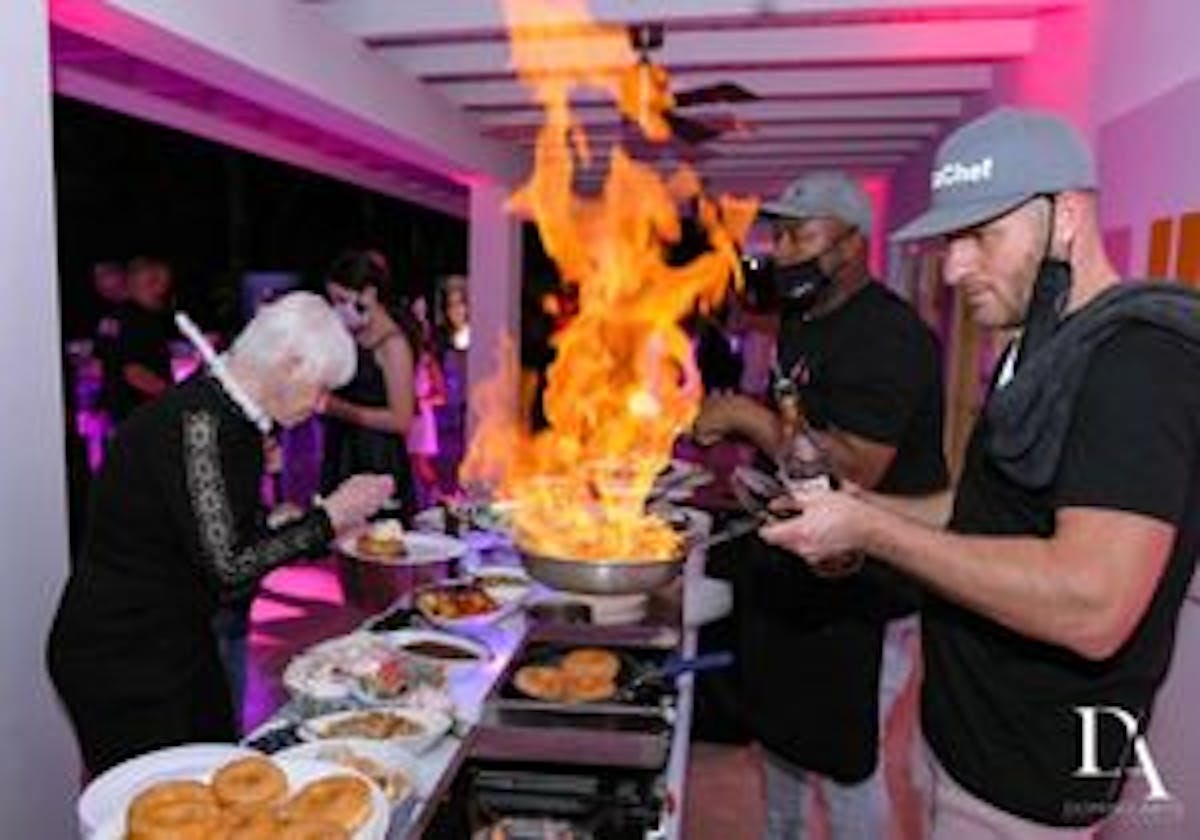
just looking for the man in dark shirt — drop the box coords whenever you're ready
[110,256,174,423]
[764,108,1200,837]
[694,171,948,838]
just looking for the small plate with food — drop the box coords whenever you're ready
[337,520,468,566]
[89,753,389,840]
[374,628,491,672]
[470,565,533,606]
[299,708,453,755]
[282,632,446,714]
[415,579,520,630]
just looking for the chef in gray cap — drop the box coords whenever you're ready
[693,170,948,839]
[763,107,1200,837]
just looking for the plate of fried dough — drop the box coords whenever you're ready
[89,752,389,839]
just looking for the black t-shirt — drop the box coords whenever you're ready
[776,280,948,496]
[925,323,1200,827]
[110,303,173,422]
[734,280,949,780]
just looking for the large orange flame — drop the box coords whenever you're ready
[461,0,757,561]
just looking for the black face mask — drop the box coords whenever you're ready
[772,228,855,316]
[1018,198,1073,369]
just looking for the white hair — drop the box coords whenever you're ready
[226,291,355,388]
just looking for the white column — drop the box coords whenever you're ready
[466,179,523,443]
[0,0,80,833]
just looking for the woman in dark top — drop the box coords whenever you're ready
[435,274,470,495]
[47,293,393,775]
[321,250,420,518]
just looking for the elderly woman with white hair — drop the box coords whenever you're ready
[47,292,394,775]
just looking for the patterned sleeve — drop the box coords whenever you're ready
[182,410,333,588]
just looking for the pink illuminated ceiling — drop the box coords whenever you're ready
[307,0,1081,196]
[50,0,1082,211]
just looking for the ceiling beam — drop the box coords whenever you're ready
[503,120,944,143]
[477,95,967,127]
[317,0,1076,41]
[432,64,994,108]
[375,20,1034,78]
[51,0,522,184]
[54,65,468,217]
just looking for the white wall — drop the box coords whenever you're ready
[0,0,82,834]
[467,180,523,442]
[1090,3,1200,834]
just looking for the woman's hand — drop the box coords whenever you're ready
[322,474,395,532]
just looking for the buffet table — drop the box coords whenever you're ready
[248,516,717,840]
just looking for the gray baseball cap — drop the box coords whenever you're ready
[760,170,873,234]
[891,107,1096,242]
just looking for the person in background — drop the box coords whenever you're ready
[47,293,393,775]
[320,249,420,518]
[694,171,948,839]
[90,261,127,412]
[435,274,470,496]
[110,257,174,424]
[407,295,447,508]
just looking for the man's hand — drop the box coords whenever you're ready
[760,486,876,564]
[322,474,395,532]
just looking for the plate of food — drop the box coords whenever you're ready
[512,647,623,705]
[337,519,468,566]
[89,753,389,840]
[282,632,446,714]
[78,743,257,837]
[415,579,520,630]
[374,628,491,672]
[299,708,452,755]
[276,739,416,806]
[470,565,533,605]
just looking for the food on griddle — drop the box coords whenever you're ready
[513,665,566,702]
[318,710,424,740]
[560,648,620,681]
[356,519,407,558]
[563,670,617,703]
[513,648,622,703]
[417,584,500,620]
[402,640,481,661]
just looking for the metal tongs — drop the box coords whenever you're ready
[685,465,793,552]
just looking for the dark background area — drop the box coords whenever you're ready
[53,97,469,339]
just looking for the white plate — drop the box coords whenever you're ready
[79,743,257,837]
[299,707,453,755]
[276,739,417,806]
[282,632,396,704]
[88,756,388,840]
[372,628,491,672]
[415,579,522,631]
[470,565,533,605]
[336,529,468,566]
